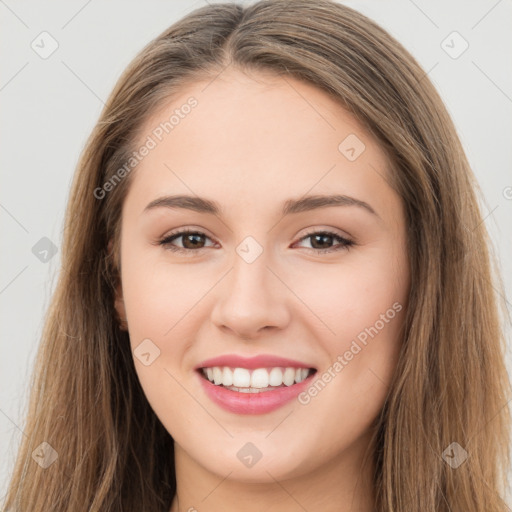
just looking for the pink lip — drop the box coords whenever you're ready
[196,370,316,415]
[194,354,315,371]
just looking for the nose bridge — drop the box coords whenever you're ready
[229,238,278,306]
[227,231,277,292]
[231,246,271,296]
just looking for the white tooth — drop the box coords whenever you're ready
[295,368,302,383]
[213,367,223,385]
[206,368,214,381]
[301,368,309,380]
[232,368,251,387]
[251,368,269,388]
[237,387,252,393]
[222,367,233,386]
[268,367,283,386]
[283,367,296,386]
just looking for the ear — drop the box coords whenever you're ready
[108,239,128,331]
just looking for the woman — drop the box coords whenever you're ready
[4,0,510,510]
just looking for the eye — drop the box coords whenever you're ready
[294,230,354,254]
[158,228,354,255]
[158,230,216,254]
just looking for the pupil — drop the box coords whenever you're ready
[184,233,203,248]
[312,234,331,249]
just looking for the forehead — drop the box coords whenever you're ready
[125,67,395,219]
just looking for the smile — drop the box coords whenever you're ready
[200,366,315,392]
[194,354,318,414]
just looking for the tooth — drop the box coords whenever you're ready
[204,366,312,388]
[251,368,269,388]
[283,367,296,386]
[213,367,223,385]
[222,367,233,386]
[232,368,251,387]
[268,367,283,386]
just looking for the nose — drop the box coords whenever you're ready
[210,250,290,341]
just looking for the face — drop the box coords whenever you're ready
[114,68,409,485]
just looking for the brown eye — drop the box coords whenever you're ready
[295,231,354,253]
[310,233,335,250]
[159,230,214,252]
[180,232,206,249]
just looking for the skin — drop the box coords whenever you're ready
[113,67,410,511]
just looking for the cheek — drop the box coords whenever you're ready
[293,247,407,344]
[119,253,207,435]
[121,249,209,341]
[291,257,406,444]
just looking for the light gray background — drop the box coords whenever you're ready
[1,0,511,505]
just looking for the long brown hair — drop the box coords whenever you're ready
[4,1,510,510]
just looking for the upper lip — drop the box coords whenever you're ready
[194,354,316,370]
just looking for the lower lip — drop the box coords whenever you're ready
[197,370,316,415]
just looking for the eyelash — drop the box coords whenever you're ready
[157,229,354,255]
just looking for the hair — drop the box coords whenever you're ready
[3,0,511,510]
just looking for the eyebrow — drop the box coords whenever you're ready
[143,194,379,218]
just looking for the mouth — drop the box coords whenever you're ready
[197,366,318,393]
